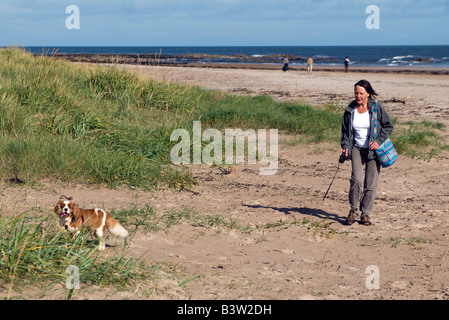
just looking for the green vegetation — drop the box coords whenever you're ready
[0,203,341,299]
[0,48,446,188]
[0,206,246,299]
[0,48,199,189]
[116,205,252,235]
[393,120,449,160]
[0,211,152,299]
[386,236,428,248]
[261,216,341,239]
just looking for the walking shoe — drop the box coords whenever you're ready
[360,213,372,226]
[345,208,358,225]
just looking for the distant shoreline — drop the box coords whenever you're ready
[168,63,449,75]
[51,53,449,75]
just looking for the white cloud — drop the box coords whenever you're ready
[0,3,31,16]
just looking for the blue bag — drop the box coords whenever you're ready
[372,101,398,168]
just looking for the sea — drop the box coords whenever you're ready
[22,45,449,68]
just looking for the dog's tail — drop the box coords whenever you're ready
[108,218,129,238]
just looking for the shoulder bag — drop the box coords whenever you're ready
[372,101,398,168]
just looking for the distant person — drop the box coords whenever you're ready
[283,56,289,72]
[344,56,350,73]
[307,56,313,73]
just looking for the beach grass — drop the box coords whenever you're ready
[1,47,445,189]
[0,211,152,299]
[115,204,252,235]
[198,94,342,143]
[0,47,197,189]
[0,202,338,299]
[0,206,233,299]
[392,120,448,160]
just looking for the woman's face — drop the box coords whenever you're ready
[354,86,369,106]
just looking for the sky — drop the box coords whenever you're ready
[0,0,448,47]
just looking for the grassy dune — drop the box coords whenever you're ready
[0,48,199,189]
[0,48,445,189]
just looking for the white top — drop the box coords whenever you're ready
[353,109,371,148]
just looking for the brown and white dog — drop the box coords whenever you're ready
[54,197,128,250]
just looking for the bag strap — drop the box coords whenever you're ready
[372,100,378,141]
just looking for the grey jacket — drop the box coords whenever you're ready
[341,97,394,160]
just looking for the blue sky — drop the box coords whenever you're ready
[1,0,448,46]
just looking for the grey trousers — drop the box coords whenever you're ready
[349,147,381,216]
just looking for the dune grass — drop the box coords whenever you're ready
[1,47,445,189]
[0,207,232,299]
[0,203,338,299]
[0,47,342,188]
[393,120,448,160]
[0,48,199,189]
[0,211,152,299]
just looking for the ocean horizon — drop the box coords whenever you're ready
[14,45,449,68]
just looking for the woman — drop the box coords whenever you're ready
[341,80,394,226]
[344,57,350,73]
[283,56,289,72]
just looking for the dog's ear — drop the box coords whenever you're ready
[54,201,61,215]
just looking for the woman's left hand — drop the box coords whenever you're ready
[370,141,379,150]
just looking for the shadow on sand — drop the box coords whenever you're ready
[242,204,346,225]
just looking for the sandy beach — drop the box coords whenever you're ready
[129,63,449,128]
[3,61,449,300]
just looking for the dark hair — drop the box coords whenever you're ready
[354,79,378,98]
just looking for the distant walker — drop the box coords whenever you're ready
[345,56,350,73]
